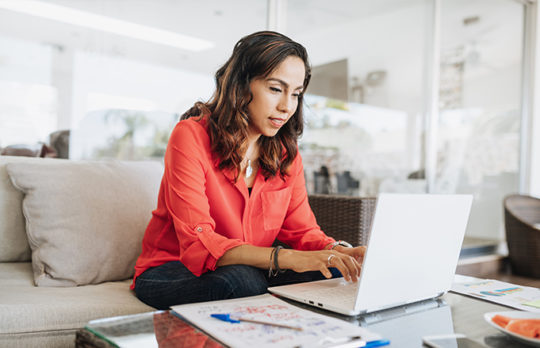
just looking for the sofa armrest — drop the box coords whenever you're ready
[308,194,376,246]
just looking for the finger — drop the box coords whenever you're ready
[332,257,351,282]
[350,256,362,278]
[351,253,362,267]
[319,266,332,279]
[347,255,362,280]
[341,255,360,282]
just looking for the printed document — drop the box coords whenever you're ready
[171,293,381,348]
[452,275,540,312]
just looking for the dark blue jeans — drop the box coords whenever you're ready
[134,261,341,309]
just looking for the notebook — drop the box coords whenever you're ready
[268,193,473,316]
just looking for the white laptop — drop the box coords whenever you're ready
[268,193,473,316]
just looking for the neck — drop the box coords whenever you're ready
[244,133,260,159]
[245,128,261,149]
[244,141,258,161]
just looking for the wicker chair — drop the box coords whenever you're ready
[503,194,540,278]
[308,194,377,246]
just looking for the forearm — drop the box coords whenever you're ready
[217,243,308,272]
[216,244,274,269]
[217,244,306,270]
[216,243,365,282]
[217,244,355,268]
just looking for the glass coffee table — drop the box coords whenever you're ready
[76,310,223,348]
[75,292,531,347]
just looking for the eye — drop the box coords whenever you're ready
[269,87,282,93]
[292,92,301,98]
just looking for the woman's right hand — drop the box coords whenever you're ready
[278,248,363,282]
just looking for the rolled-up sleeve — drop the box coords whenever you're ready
[164,124,245,276]
[277,153,335,250]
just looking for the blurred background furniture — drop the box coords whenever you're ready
[336,171,360,195]
[503,194,540,278]
[0,143,55,157]
[0,130,70,159]
[313,166,331,194]
[49,129,70,159]
[308,194,376,246]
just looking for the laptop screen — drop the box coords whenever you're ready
[355,193,473,313]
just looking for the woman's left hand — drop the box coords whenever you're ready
[332,245,366,264]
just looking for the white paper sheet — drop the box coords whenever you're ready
[171,294,381,348]
[115,334,158,348]
[452,274,540,312]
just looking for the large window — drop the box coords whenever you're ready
[0,0,267,159]
[435,0,524,240]
[0,0,532,243]
[287,0,527,243]
[0,36,57,147]
[68,52,215,160]
[287,0,430,196]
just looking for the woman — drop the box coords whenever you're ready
[131,31,366,310]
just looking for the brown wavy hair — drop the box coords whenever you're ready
[181,31,311,180]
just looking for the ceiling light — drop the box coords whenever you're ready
[0,0,214,51]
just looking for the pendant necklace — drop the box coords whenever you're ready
[246,159,253,178]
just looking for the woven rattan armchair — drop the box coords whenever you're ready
[308,194,377,246]
[503,194,540,278]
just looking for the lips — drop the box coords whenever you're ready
[269,117,287,128]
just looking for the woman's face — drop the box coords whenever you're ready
[246,56,305,140]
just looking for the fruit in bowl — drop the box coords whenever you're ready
[492,314,540,339]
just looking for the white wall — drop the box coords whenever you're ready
[0,36,53,84]
[70,52,214,128]
[297,3,428,117]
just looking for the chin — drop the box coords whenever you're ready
[262,128,280,138]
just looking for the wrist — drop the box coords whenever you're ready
[332,245,348,253]
[276,248,294,269]
[328,240,353,250]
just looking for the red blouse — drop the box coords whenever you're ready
[131,117,334,287]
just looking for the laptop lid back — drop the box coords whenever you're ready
[355,193,472,313]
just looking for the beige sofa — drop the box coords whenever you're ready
[0,156,160,347]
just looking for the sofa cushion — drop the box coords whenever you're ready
[0,156,60,262]
[0,262,154,339]
[6,160,162,287]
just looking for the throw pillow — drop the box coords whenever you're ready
[7,160,163,287]
[0,156,60,262]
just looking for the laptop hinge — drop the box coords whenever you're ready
[358,298,445,324]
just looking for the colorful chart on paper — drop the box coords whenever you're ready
[452,275,540,313]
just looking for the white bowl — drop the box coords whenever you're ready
[484,311,540,347]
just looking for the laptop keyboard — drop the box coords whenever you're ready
[299,280,359,308]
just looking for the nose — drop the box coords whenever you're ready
[277,94,296,114]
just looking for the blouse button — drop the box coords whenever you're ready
[196,226,203,232]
